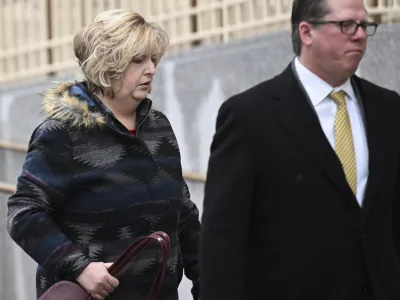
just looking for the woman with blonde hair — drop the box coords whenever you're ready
[7,9,200,300]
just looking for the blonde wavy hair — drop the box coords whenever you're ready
[73,9,169,96]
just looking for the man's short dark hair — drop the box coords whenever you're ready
[291,0,331,55]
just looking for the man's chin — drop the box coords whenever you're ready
[344,61,362,76]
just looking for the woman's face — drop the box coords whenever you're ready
[112,55,156,103]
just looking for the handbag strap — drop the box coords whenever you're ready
[88,231,170,300]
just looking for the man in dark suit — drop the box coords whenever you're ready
[200,0,400,299]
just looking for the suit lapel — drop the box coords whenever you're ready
[353,76,385,216]
[272,65,360,210]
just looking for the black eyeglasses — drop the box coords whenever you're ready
[308,20,378,36]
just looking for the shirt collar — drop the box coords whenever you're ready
[294,57,357,106]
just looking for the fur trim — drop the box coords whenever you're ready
[42,81,105,128]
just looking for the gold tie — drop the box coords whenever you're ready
[329,90,357,196]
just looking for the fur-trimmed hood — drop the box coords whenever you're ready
[42,81,152,129]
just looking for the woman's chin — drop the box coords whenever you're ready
[131,92,148,102]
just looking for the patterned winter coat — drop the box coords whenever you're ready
[6,81,201,300]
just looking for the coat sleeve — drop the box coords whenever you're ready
[157,109,202,299]
[179,181,201,300]
[393,92,400,259]
[6,120,91,280]
[200,98,255,300]
[394,159,400,258]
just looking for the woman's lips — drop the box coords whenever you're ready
[139,82,151,88]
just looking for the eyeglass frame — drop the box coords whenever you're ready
[306,20,378,36]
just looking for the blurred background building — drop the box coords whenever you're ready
[1,0,400,299]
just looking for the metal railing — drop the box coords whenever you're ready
[1,0,399,85]
[0,181,15,193]
[0,139,206,194]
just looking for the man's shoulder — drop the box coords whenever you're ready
[223,73,283,113]
[354,76,400,112]
[355,76,400,98]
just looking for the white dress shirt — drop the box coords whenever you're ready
[294,57,369,206]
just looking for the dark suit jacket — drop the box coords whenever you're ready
[200,64,400,300]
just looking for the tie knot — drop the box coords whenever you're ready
[329,90,346,105]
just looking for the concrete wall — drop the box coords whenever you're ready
[1,24,399,300]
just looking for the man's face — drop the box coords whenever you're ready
[309,0,368,78]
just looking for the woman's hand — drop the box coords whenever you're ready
[76,262,119,299]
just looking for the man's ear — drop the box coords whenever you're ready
[298,21,314,47]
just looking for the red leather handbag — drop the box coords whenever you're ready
[38,231,171,300]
